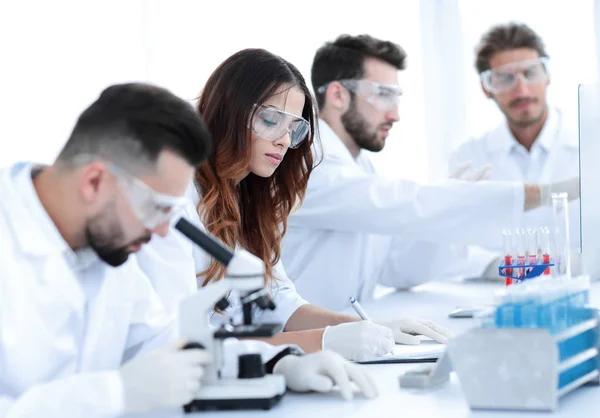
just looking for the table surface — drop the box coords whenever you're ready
[159,279,600,418]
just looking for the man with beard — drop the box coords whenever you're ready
[281,34,580,311]
[0,83,378,417]
[448,23,580,279]
[0,82,216,416]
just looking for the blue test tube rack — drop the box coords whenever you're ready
[498,262,554,281]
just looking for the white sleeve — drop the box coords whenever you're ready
[120,257,178,362]
[448,141,469,175]
[178,198,308,327]
[135,215,198,318]
[254,261,309,326]
[290,155,523,248]
[377,238,466,288]
[219,338,302,379]
[0,371,124,418]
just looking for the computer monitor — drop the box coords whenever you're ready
[578,83,600,279]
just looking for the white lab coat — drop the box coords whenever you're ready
[0,163,298,418]
[448,108,580,275]
[281,120,525,311]
[0,162,176,417]
[136,184,308,329]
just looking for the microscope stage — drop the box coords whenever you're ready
[183,374,286,412]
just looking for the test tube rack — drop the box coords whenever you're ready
[446,307,600,412]
[498,262,554,281]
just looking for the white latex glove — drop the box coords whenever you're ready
[273,351,379,400]
[377,318,455,345]
[450,161,493,181]
[322,321,394,361]
[119,341,212,414]
[540,177,580,205]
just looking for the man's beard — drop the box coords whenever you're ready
[341,100,385,153]
[85,204,150,267]
[504,98,547,128]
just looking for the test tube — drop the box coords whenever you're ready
[502,228,513,286]
[539,226,551,275]
[515,228,526,281]
[527,228,538,274]
[552,193,571,279]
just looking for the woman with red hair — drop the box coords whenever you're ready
[139,48,452,361]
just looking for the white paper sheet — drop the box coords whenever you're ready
[357,339,445,364]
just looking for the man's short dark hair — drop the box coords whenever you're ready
[57,83,212,172]
[475,22,548,74]
[311,34,407,109]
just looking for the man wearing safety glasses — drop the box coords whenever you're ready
[281,34,580,312]
[449,23,580,279]
[0,83,370,417]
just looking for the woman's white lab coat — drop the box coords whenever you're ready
[136,185,308,329]
[448,107,580,275]
[281,120,526,311]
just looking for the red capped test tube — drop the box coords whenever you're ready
[503,228,513,286]
[527,228,538,274]
[515,228,526,281]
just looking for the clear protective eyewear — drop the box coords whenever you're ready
[480,57,550,94]
[107,163,188,230]
[71,154,188,230]
[318,79,403,111]
[250,104,310,149]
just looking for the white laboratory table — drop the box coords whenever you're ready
[162,279,600,418]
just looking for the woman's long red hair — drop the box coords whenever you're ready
[195,49,318,286]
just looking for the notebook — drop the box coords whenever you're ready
[357,339,445,364]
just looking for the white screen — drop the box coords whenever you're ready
[578,83,600,278]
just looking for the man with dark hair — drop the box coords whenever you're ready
[312,34,407,155]
[281,34,579,313]
[0,82,215,416]
[0,82,381,416]
[449,22,580,279]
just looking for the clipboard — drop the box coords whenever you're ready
[356,340,445,365]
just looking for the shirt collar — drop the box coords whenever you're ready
[531,107,558,152]
[488,108,565,155]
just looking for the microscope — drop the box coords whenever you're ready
[174,218,287,412]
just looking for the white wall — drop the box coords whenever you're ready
[0,0,427,181]
[0,1,147,167]
[1,0,599,183]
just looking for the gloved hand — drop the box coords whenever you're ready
[273,350,378,400]
[119,341,212,414]
[322,321,394,361]
[540,177,580,206]
[450,161,493,181]
[377,318,455,345]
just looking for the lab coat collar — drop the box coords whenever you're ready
[1,162,98,268]
[316,119,360,164]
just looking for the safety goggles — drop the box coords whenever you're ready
[480,57,550,94]
[72,154,188,230]
[318,79,403,111]
[250,104,310,149]
[107,163,188,230]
